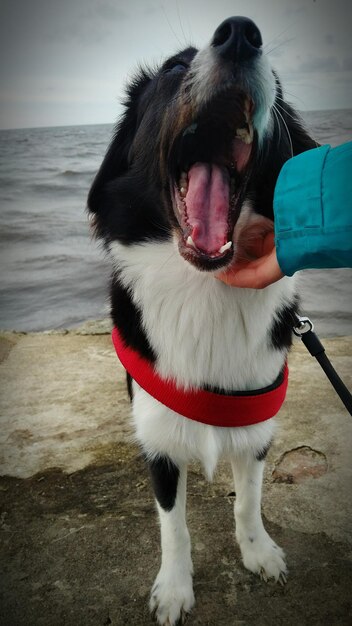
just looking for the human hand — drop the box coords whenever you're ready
[216,225,284,289]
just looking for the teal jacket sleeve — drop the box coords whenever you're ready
[273,142,352,276]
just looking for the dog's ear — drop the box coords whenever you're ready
[87,69,152,218]
[87,114,135,217]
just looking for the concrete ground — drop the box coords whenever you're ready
[0,325,351,625]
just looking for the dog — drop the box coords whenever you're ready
[88,16,316,625]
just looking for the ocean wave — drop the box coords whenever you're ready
[58,169,96,178]
[0,228,53,243]
[29,181,88,195]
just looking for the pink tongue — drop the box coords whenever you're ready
[185,163,230,254]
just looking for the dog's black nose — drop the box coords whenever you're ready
[212,16,262,62]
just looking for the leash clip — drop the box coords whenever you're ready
[293,315,314,337]
[292,313,352,415]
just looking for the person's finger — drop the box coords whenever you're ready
[217,247,283,289]
[235,222,275,259]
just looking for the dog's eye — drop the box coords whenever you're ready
[164,63,187,75]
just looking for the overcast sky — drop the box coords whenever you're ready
[1,0,351,129]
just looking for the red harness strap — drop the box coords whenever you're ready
[112,327,288,428]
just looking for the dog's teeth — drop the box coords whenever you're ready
[179,172,188,197]
[237,104,254,144]
[186,235,197,249]
[236,126,253,145]
[236,127,248,142]
[219,241,232,254]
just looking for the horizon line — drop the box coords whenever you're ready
[1,106,351,133]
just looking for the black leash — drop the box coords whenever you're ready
[293,315,352,416]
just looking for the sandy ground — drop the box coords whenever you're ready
[0,326,351,625]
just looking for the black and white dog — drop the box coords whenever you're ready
[88,17,315,625]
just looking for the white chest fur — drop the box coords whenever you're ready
[110,239,295,392]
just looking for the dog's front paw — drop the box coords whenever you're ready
[237,530,287,585]
[150,566,195,626]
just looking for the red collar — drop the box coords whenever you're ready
[112,327,288,428]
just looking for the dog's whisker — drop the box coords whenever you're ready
[161,5,184,47]
[149,219,172,237]
[277,89,307,108]
[272,103,294,158]
[278,99,319,148]
[262,21,297,55]
[275,92,305,110]
[272,106,282,145]
[176,0,190,47]
[264,38,292,57]
[274,101,298,123]
[275,100,320,148]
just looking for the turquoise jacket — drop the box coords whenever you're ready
[273,142,352,276]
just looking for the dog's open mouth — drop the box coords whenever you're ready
[170,90,256,269]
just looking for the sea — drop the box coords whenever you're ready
[0,110,351,335]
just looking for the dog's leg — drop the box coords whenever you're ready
[148,457,194,626]
[231,453,287,584]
